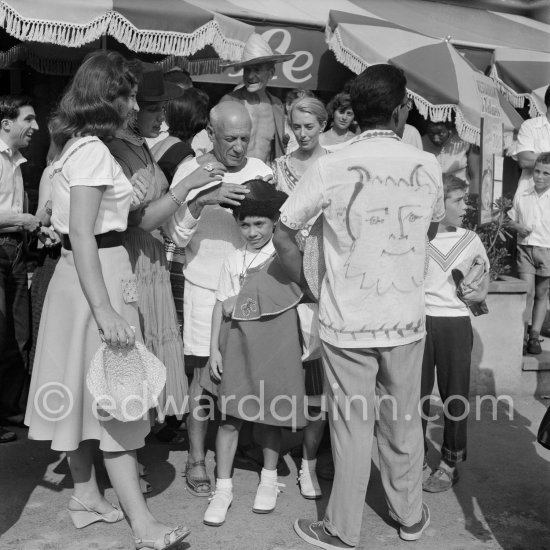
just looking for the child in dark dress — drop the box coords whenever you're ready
[202,180,307,527]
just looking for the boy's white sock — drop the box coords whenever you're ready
[216,478,233,490]
[260,467,277,481]
[301,458,317,472]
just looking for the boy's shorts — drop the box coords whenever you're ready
[517,245,550,277]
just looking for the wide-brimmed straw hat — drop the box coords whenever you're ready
[220,33,294,68]
[87,341,166,422]
[137,62,183,103]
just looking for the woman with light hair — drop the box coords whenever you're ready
[273,95,330,500]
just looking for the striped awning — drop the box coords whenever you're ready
[0,0,253,60]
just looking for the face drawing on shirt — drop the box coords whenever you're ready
[343,165,437,295]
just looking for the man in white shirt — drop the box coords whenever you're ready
[0,96,40,441]
[513,85,550,195]
[164,101,272,496]
[274,65,444,549]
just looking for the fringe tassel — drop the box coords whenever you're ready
[0,43,25,69]
[108,13,244,60]
[326,29,481,146]
[157,55,222,76]
[0,2,109,47]
[529,100,543,118]
[0,3,245,60]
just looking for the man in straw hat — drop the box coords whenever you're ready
[163,101,272,497]
[274,64,445,548]
[219,33,294,164]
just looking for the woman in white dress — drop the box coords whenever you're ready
[24,51,219,550]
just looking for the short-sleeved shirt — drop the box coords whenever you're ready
[513,116,550,194]
[425,228,489,317]
[508,185,550,247]
[216,239,276,302]
[280,130,445,349]
[0,137,26,215]
[51,137,132,235]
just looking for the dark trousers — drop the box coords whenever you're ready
[421,315,473,465]
[0,237,30,417]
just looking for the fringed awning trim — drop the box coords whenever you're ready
[326,26,481,146]
[158,54,222,76]
[0,2,110,47]
[0,2,245,60]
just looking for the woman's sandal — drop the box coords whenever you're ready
[67,495,124,529]
[134,525,190,549]
[183,460,211,497]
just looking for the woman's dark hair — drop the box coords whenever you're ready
[231,179,288,222]
[165,88,209,142]
[50,50,138,148]
[350,65,407,130]
[326,92,353,121]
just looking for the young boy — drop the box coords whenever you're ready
[421,174,490,492]
[508,152,550,355]
[201,179,307,527]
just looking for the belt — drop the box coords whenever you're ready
[61,231,123,251]
[0,232,24,242]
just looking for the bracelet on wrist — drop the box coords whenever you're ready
[168,189,185,207]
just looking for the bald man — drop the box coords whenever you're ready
[164,102,273,495]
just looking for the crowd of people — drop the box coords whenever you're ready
[0,31,548,550]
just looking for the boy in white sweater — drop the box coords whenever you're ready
[421,175,489,493]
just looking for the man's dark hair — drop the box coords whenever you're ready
[0,96,32,122]
[350,65,406,130]
[544,84,550,108]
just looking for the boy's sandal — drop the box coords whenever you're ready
[183,460,211,497]
[0,427,16,443]
[422,467,459,493]
[134,525,190,549]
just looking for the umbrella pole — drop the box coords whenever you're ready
[101,35,107,51]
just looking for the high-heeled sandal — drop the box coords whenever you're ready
[134,525,190,549]
[67,495,124,529]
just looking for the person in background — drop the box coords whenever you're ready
[219,33,294,163]
[272,96,329,499]
[507,152,550,355]
[274,64,445,549]
[28,142,62,372]
[151,88,209,183]
[513,85,550,195]
[24,50,190,550]
[421,174,489,493]
[0,95,40,442]
[319,92,356,150]
[422,119,480,193]
[283,89,316,154]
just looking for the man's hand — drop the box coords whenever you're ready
[198,182,249,207]
[514,222,532,239]
[18,213,41,232]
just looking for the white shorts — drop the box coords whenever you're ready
[183,279,216,356]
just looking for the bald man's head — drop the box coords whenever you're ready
[208,102,252,169]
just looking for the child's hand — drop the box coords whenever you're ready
[209,350,223,381]
[222,296,237,318]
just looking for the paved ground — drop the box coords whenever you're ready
[1,397,549,550]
